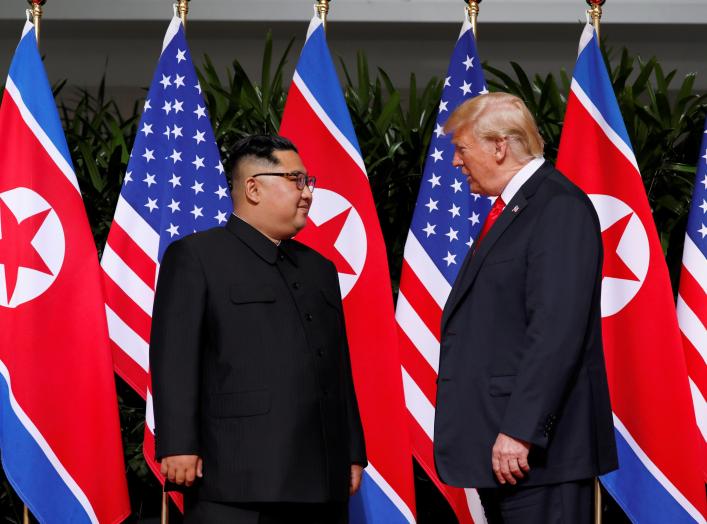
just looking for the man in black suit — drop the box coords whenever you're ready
[150,135,366,523]
[433,93,618,523]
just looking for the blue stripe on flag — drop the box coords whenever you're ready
[572,31,634,156]
[8,26,74,170]
[0,372,92,524]
[601,428,697,524]
[293,24,362,157]
[349,471,409,524]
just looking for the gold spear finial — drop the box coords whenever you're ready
[316,0,330,32]
[177,0,190,29]
[465,0,481,39]
[586,0,605,41]
[26,0,45,45]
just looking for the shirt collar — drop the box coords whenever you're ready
[226,214,297,266]
[500,156,546,205]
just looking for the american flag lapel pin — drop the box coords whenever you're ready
[512,205,520,213]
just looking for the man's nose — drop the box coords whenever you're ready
[302,186,313,201]
[452,151,463,167]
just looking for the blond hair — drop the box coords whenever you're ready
[444,92,544,161]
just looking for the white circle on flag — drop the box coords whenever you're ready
[0,187,65,308]
[589,194,649,318]
[307,189,366,298]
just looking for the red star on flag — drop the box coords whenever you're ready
[601,212,640,282]
[297,207,356,275]
[0,199,53,302]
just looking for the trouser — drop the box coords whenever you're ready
[183,499,349,524]
[477,478,594,524]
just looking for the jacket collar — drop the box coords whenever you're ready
[225,214,298,266]
[441,161,553,331]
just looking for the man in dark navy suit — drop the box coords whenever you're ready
[150,135,366,523]
[433,93,618,523]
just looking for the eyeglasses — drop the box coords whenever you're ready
[252,171,316,192]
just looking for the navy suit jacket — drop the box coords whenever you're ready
[434,162,618,488]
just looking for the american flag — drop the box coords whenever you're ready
[677,119,707,481]
[101,15,232,497]
[395,14,489,524]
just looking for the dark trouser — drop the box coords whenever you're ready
[477,478,594,524]
[183,499,349,524]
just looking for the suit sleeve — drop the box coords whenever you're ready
[150,239,206,460]
[328,261,367,466]
[499,194,602,448]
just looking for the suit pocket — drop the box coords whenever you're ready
[483,256,520,266]
[210,389,271,418]
[489,375,516,397]
[230,284,276,304]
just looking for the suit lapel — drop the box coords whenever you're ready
[441,161,554,332]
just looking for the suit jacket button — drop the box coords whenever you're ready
[306,313,313,321]
[293,282,301,290]
[318,349,324,357]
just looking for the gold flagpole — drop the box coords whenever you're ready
[587,0,604,41]
[27,0,45,46]
[160,3,190,522]
[316,0,330,32]
[585,0,606,515]
[22,3,46,520]
[465,0,481,39]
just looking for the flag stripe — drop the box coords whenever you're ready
[401,231,451,309]
[683,334,707,397]
[110,341,149,400]
[0,361,97,524]
[7,25,75,178]
[103,274,153,344]
[105,305,150,372]
[4,77,79,193]
[679,263,707,327]
[602,421,706,524]
[402,367,435,440]
[569,79,639,172]
[682,236,707,293]
[398,327,438,407]
[689,379,707,443]
[102,245,155,316]
[399,260,443,339]
[106,222,157,290]
[112,196,160,263]
[677,297,707,365]
[291,73,367,177]
[396,292,440,374]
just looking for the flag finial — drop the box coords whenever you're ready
[26,0,45,44]
[316,0,330,31]
[176,0,190,29]
[586,0,605,40]
[465,0,481,39]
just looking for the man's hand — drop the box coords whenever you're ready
[349,464,364,495]
[491,433,531,485]
[160,455,203,487]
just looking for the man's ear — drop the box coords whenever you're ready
[243,177,261,204]
[494,137,509,163]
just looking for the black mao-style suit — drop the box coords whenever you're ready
[434,162,618,490]
[150,215,366,504]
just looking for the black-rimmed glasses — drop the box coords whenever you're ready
[252,171,316,192]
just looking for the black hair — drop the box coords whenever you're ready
[227,135,298,187]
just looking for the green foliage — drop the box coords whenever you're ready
[58,78,140,251]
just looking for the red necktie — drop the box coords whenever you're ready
[476,196,505,245]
